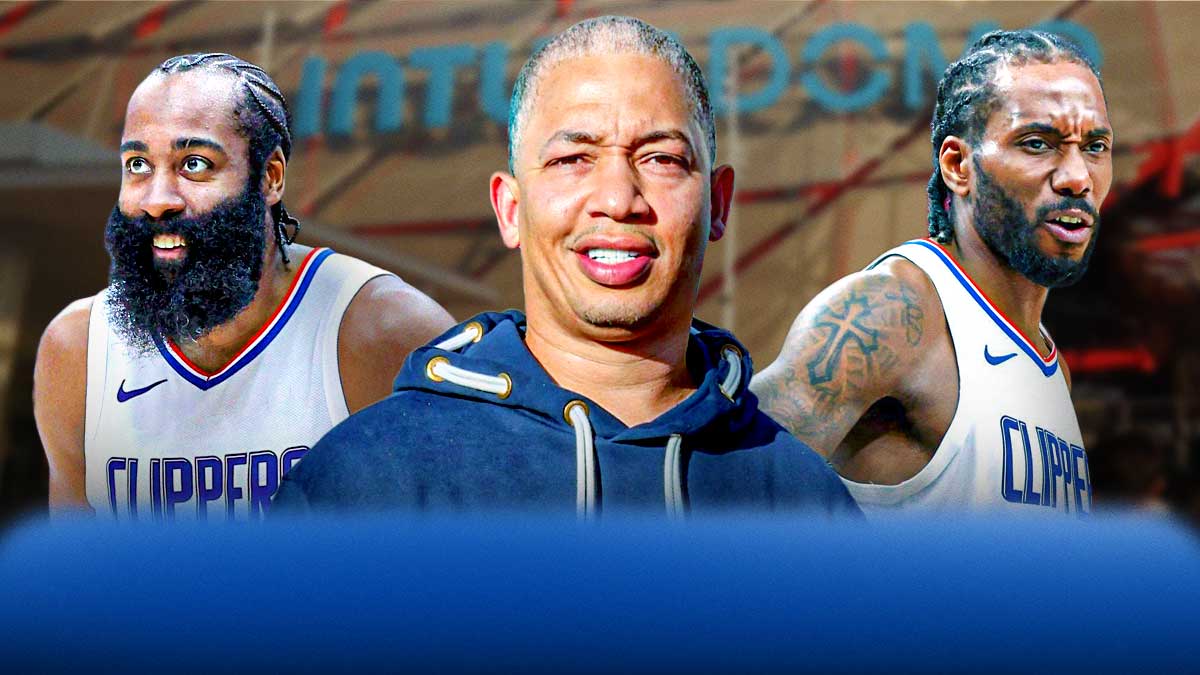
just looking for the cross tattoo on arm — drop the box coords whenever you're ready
[807,292,880,385]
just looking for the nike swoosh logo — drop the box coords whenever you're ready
[984,346,1018,366]
[116,378,168,403]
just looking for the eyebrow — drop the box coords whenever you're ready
[173,137,227,154]
[538,129,695,160]
[638,130,695,155]
[539,130,600,160]
[118,138,229,154]
[1016,122,1113,139]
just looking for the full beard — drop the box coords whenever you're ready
[970,161,1099,289]
[103,183,267,353]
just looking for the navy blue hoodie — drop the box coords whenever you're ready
[273,311,858,517]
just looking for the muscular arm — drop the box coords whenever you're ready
[337,275,455,413]
[33,298,95,515]
[750,260,940,459]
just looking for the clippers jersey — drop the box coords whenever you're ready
[84,248,388,520]
[843,239,1092,517]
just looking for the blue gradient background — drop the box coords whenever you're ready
[1,514,1196,672]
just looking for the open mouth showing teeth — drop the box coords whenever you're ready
[152,234,186,250]
[1047,215,1086,229]
[586,248,641,264]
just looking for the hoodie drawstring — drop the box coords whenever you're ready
[426,357,512,399]
[663,434,685,519]
[565,401,598,520]
[426,322,512,399]
[433,321,483,351]
[665,344,738,517]
[430,325,744,519]
[719,345,742,400]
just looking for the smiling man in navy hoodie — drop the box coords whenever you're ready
[273,16,857,517]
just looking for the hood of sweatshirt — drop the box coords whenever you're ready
[274,309,856,518]
[393,310,758,444]
[390,310,768,517]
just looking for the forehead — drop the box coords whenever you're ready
[986,60,1109,131]
[122,70,243,147]
[522,52,698,148]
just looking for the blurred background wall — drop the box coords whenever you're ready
[1,0,1197,523]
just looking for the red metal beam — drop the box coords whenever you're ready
[349,218,492,237]
[1060,347,1157,374]
[736,171,929,205]
[1133,229,1200,254]
[133,3,171,39]
[1103,115,1200,211]
[0,1,37,38]
[697,116,927,304]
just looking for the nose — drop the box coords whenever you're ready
[138,171,186,220]
[586,156,652,223]
[1051,146,1092,198]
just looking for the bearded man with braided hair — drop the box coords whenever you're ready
[752,30,1113,516]
[34,53,454,519]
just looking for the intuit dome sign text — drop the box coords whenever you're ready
[291,20,1101,141]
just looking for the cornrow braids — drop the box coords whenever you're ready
[156,53,301,264]
[926,30,1102,243]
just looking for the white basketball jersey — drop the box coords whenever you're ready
[85,248,388,520]
[843,239,1092,517]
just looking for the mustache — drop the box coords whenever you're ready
[113,209,218,244]
[1035,197,1099,222]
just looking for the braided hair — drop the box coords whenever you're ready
[926,30,1102,243]
[156,53,302,263]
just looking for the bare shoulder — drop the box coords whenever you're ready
[337,272,455,412]
[751,258,943,455]
[35,295,95,511]
[37,296,94,373]
[339,274,455,355]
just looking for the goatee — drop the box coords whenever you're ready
[103,183,267,353]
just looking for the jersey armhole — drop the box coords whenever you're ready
[83,294,107,454]
[319,255,392,423]
[843,248,967,505]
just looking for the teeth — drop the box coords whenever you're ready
[153,234,185,250]
[1057,216,1083,225]
[586,248,639,264]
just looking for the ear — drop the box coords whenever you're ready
[938,136,972,198]
[490,171,521,249]
[707,164,735,243]
[262,147,286,207]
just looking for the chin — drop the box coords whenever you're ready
[573,296,660,332]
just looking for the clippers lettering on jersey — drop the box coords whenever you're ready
[105,446,309,520]
[115,378,168,402]
[1000,415,1090,515]
[983,346,1017,366]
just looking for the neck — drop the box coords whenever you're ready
[523,311,696,428]
[175,243,309,372]
[947,227,1051,354]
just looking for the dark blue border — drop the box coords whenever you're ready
[908,240,1058,378]
[154,248,335,391]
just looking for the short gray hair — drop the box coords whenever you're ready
[507,15,716,174]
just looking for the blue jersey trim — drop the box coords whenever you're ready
[908,240,1059,378]
[154,248,335,391]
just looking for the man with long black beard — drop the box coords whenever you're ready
[33,53,454,519]
[751,30,1113,516]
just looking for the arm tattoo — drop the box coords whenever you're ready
[807,292,879,385]
[755,274,927,446]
